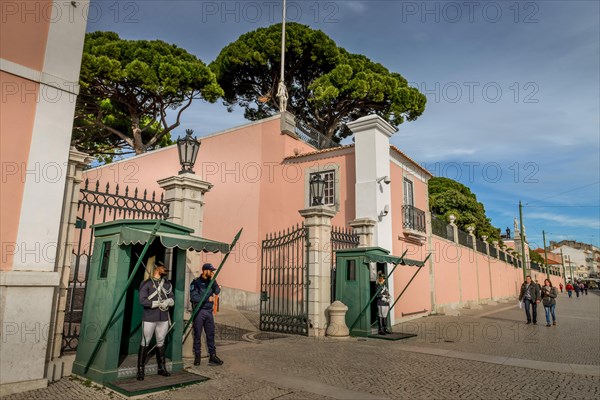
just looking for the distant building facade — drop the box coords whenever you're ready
[550,240,600,279]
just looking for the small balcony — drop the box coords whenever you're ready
[402,205,427,241]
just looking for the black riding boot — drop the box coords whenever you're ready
[378,317,386,335]
[156,346,171,377]
[137,345,148,381]
[383,318,391,334]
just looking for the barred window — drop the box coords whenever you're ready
[99,241,111,279]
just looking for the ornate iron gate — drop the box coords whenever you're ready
[330,226,360,302]
[62,179,169,352]
[259,224,309,335]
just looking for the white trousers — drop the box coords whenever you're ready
[141,321,169,347]
[378,305,390,318]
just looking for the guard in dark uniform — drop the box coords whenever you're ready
[376,273,392,335]
[137,260,174,380]
[190,263,223,366]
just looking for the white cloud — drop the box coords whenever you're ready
[342,1,367,14]
[527,212,600,230]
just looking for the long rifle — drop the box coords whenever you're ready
[347,253,406,333]
[386,253,431,319]
[180,228,243,344]
[84,220,162,373]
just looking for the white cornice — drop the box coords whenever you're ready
[0,58,79,95]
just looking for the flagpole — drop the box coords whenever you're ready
[277,0,288,111]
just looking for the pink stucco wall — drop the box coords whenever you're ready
[427,234,565,312]
[0,0,51,71]
[391,242,432,319]
[82,117,350,293]
[389,161,432,318]
[0,72,39,270]
[431,238,462,305]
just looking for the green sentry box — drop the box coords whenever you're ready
[72,219,229,384]
[334,247,390,337]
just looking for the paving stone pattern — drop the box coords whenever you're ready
[5,291,599,399]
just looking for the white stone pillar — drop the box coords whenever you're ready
[46,148,91,380]
[481,235,496,303]
[349,218,376,248]
[449,215,459,244]
[299,206,337,337]
[347,115,396,251]
[467,226,481,306]
[347,114,396,322]
[157,173,212,357]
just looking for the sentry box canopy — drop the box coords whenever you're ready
[72,220,229,384]
[334,247,425,337]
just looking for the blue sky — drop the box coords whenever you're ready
[86,0,600,249]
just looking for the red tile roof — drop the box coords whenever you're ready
[283,144,354,160]
[284,144,433,178]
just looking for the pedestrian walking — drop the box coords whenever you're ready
[541,279,558,327]
[566,282,574,298]
[583,283,588,295]
[190,263,223,366]
[518,275,541,325]
[559,282,563,293]
[137,260,174,381]
[376,273,392,335]
[575,282,581,298]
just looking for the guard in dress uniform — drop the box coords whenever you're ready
[137,260,174,380]
[190,263,223,366]
[376,273,392,335]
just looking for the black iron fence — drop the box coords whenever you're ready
[431,215,455,241]
[430,216,523,270]
[499,251,506,262]
[260,224,309,335]
[489,246,498,258]
[330,226,360,302]
[295,121,341,150]
[476,239,487,254]
[62,179,169,352]
[457,229,472,248]
[402,205,426,232]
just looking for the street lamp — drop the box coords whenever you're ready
[310,174,326,206]
[177,129,200,174]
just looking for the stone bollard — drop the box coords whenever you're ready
[326,301,350,338]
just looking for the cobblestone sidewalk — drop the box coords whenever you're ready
[5,291,599,399]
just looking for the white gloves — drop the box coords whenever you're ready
[151,298,174,309]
